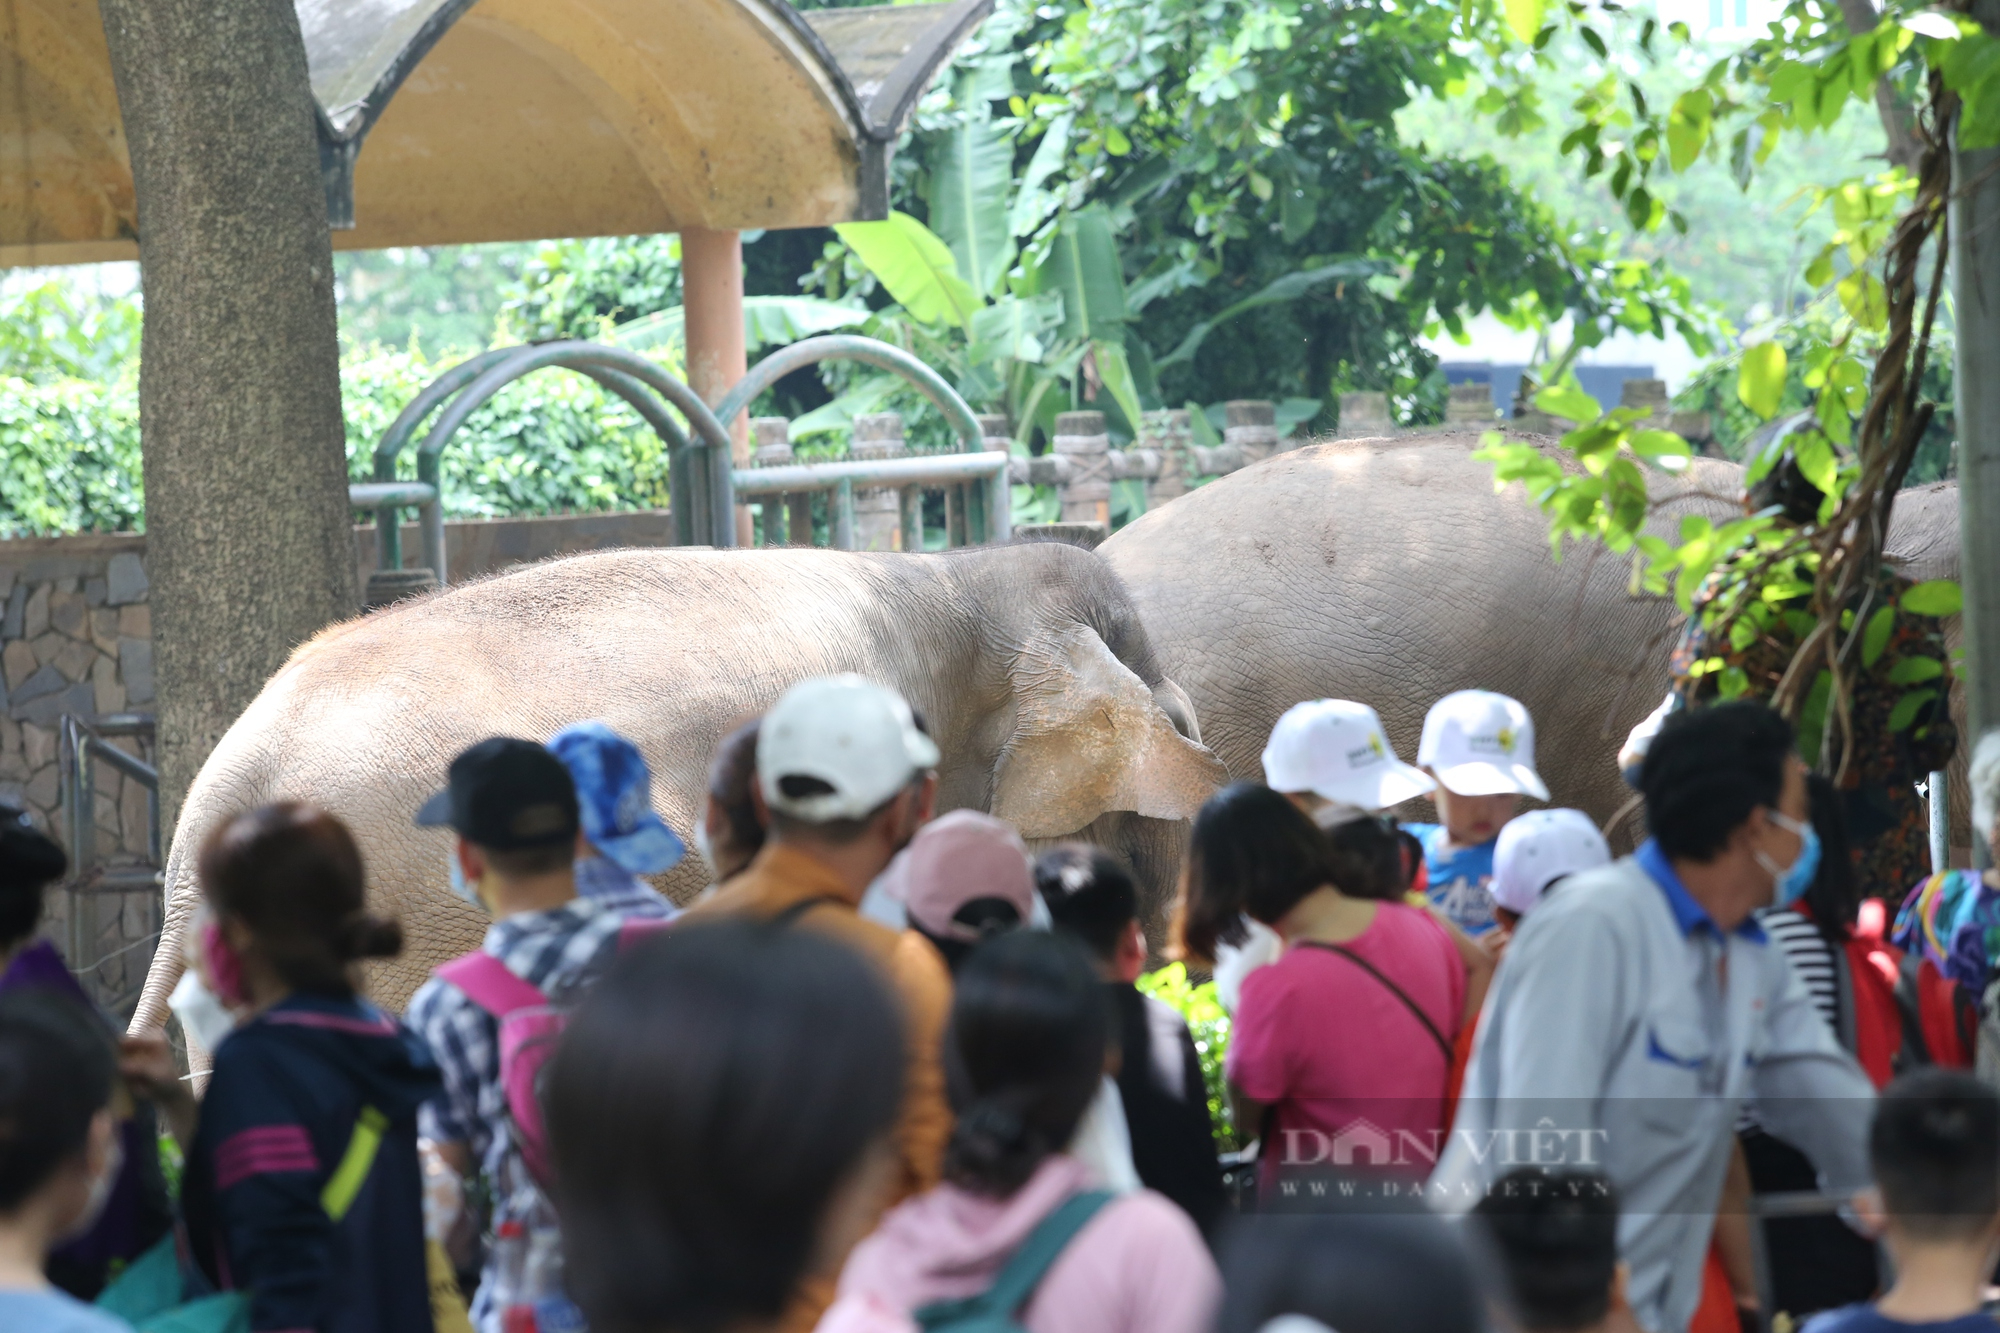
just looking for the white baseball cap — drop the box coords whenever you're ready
[758,675,941,822]
[1261,699,1435,815]
[1491,809,1610,915]
[1417,690,1549,800]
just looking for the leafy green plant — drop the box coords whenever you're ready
[1135,962,1239,1151]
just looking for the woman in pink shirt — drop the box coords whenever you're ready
[1179,783,1478,1198]
[817,932,1219,1333]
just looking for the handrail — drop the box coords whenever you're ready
[733,450,1009,494]
[365,335,996,570]
[713,335,985,454]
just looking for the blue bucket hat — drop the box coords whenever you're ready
[547,721,685,875]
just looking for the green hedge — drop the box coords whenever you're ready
[0,344,691,537]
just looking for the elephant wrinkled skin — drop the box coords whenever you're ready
[131,542,1225,1034]
[1102,432,1961,838]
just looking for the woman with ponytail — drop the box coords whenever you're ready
[177,802,442,1333]
[819,931,1218,1333]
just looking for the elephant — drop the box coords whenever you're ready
[1100,431,1964,847]
[130,541,1226,1033]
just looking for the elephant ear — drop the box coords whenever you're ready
[992,623,1228,838]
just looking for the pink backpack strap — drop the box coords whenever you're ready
[435,952,548,1018]
[617,916,674,952]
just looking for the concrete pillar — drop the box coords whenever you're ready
[977,414,1011,453]
[1445,382,1500,426]
[1142,410,1186,504]
[751,417,793,467]
[751,417,800,547]
[1620,378,1669,415]
[958,414,1011,547]
[1053,411,1111,527]
[681,227,751,547]
[1337,391,1394,440]
[1224,400,1278,466]
[851,412,907,551]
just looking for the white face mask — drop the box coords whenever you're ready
[691,816,719,880]
[169,967,238,1054]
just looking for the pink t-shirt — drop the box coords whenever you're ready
[817,1155,1218,1333]
[1225,902,1465,1185]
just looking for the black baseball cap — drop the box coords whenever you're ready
[415,738,580,850]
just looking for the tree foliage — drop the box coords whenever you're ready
[1475,0,1986,779]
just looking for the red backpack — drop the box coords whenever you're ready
[435,917,669,1185]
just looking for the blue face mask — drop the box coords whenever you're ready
[1759,811,1821,909]
[447,854,486,910]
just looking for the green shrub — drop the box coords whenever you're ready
[1135,962,1239,1151]
[0,372,143,537]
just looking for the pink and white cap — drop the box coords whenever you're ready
[887,810,1038,942]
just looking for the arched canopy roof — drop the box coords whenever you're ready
[0,0,990,268]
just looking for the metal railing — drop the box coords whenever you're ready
[736,450,1012,549]
[57,712,162,1019]
[350,334,1002,581]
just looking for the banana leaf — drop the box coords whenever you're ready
[834,213,982,333]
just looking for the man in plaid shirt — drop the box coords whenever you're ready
[404,738,623,1331]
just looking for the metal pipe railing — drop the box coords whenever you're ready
[361,336,1007,567]
[734,452,1011,550]
[58,712,161,1018]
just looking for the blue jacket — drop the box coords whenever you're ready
[184,992,442,1333]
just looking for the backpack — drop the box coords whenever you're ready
[910,1191,1112,1333]
[97,1107,397,1333]
[436,917,669,1186]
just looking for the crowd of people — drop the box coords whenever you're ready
[4,670,2000,1333]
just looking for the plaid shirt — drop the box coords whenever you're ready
[573,855,678,922]
[406,896,623,1328]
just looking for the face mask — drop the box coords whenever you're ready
[1756,810,1822,909]
[67,1123,123,1240]
[199,918,248,1009]
[169,967,238,1054]
[691,817,718,880]
[447,853,486,909]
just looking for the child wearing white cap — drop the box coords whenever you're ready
[1406,690,1549,938]
[1489,808,1611,936]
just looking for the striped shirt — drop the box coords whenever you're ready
[1738,908,1841,1135]
[405,895,623,1328]
[1759,907,1840,1030]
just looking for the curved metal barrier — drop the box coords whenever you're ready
[358,334,993,582]
[712,334,986,454]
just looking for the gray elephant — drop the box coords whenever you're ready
[131,541,1224,1032]
[1102,432,1963,842]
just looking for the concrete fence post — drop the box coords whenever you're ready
[750,416,799,546]
[850,412,907,551]
[1053,411,1111,527]
[1445,383,1499,427]
[1224,400,1278,467]
[1336,391,1395,440]
[1142,410,1186,505]
[962,414,1010,547]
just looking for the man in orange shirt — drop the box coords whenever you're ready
[682,674,953,1323]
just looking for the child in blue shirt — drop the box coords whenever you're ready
[1804,1070,2000,1333]
[1405,691,1548,937]
[0,989,137,1333]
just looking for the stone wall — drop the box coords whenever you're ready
[0,532,155,859]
